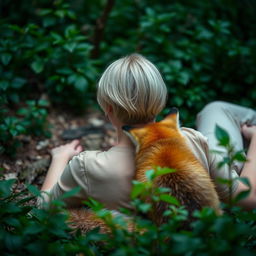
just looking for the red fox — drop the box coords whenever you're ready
[68,109,221,231]
[124,108,221,224]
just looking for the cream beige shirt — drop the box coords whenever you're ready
[39,128,239,209]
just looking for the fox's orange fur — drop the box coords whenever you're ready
[68,208,135,234]
[68,110,221,232]
[68,208,111,234]
[127,109,221,224]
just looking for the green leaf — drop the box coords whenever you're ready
[217,156,230,168]
[55,10,66,18]
[64,42,77,52]
[131,181,145,199]
[67,74,77,84]
[216,177,232,186]
[84,197,104,211]
[215,125,230,146]
[4,217,20,228]
[138,203,152,213]
[233,151,246,162]
[1,53,12,65]
[10,128,18,136]
[24,224,44,235]
[76,43,93,52]
[237,177,251,189]
[0,80,9,90]
[0,179,16,197]
[42,16,56,27]
[65,25,77,38]
[5,233,23,251]
[38,99,49,107]
[157,187,171,193]
[145,169,155,181]
[155,167,176,177]
[31,60,44,74]
[234,190,250,203]
[178,71,190,85]
[16,125,26,133]
[60,186,81,199]
[56,67,73,75]
[159,194,180,206]
[171,60,182,70]
[8,24,23,33]
[74,75,88,91]
[51,32,63,44]
[38,9,52,16]
[12,77,26,89]
[17,107,29,116]
[27,184,41,197]
[67,10,76,20]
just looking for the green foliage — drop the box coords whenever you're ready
[0,0,98,155]
[1,132,255,254]
[1,165,256,255]
[0,179,72,255]
[1,132,256,254]
[1,0,256,149]
[0,99,50,155]
[1,2,256,253]
[214,125,249,207]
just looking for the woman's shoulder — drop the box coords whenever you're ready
[72,146,135,177]
[77,146,136,209]
[180,127,211,172]
[181,127,208,140]
[77,146,134,161]
[180,127,209,149]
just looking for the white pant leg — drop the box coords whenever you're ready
[196,101,256,174]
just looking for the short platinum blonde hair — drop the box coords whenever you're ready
[97,54,167,125]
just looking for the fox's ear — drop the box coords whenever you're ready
[161,107,179,129]
[167,107,178,116]
[122,125,133,132]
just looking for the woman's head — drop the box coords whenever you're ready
[97,54,167,125]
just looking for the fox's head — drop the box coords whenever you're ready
[123,108,180,151]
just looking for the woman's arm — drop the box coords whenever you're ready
[41,140,83,191]
[233,124,256,209]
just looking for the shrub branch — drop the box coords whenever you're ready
[90,0,115,59]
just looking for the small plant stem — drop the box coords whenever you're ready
[227,145,234,209]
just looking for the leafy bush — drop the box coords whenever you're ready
[1,173,256,255]
[0,0,98,155]
[0,99,50,155]
[1,0,256,153]
[0,179,76,255]
[1,127,256,255]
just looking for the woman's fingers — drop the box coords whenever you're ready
[241,124,256,141]
[70,139,80,148]
[75,145,83,154]
[70,140,83,152]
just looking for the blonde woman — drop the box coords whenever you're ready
[40,54,167,209]
[40,54,256,210]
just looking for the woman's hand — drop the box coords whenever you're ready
[236,123,256,209]
[41,140,83,191]
[241,124,256,141]
[51,140,83,161]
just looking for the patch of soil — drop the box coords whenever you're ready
[0,107,116,193]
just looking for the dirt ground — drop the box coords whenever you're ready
[0,108,116,194]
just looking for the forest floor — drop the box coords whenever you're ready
[1,108,116,194]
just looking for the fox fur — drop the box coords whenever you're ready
[68,109,221,232]
[68,208,111,234]
[125,108,221,224]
